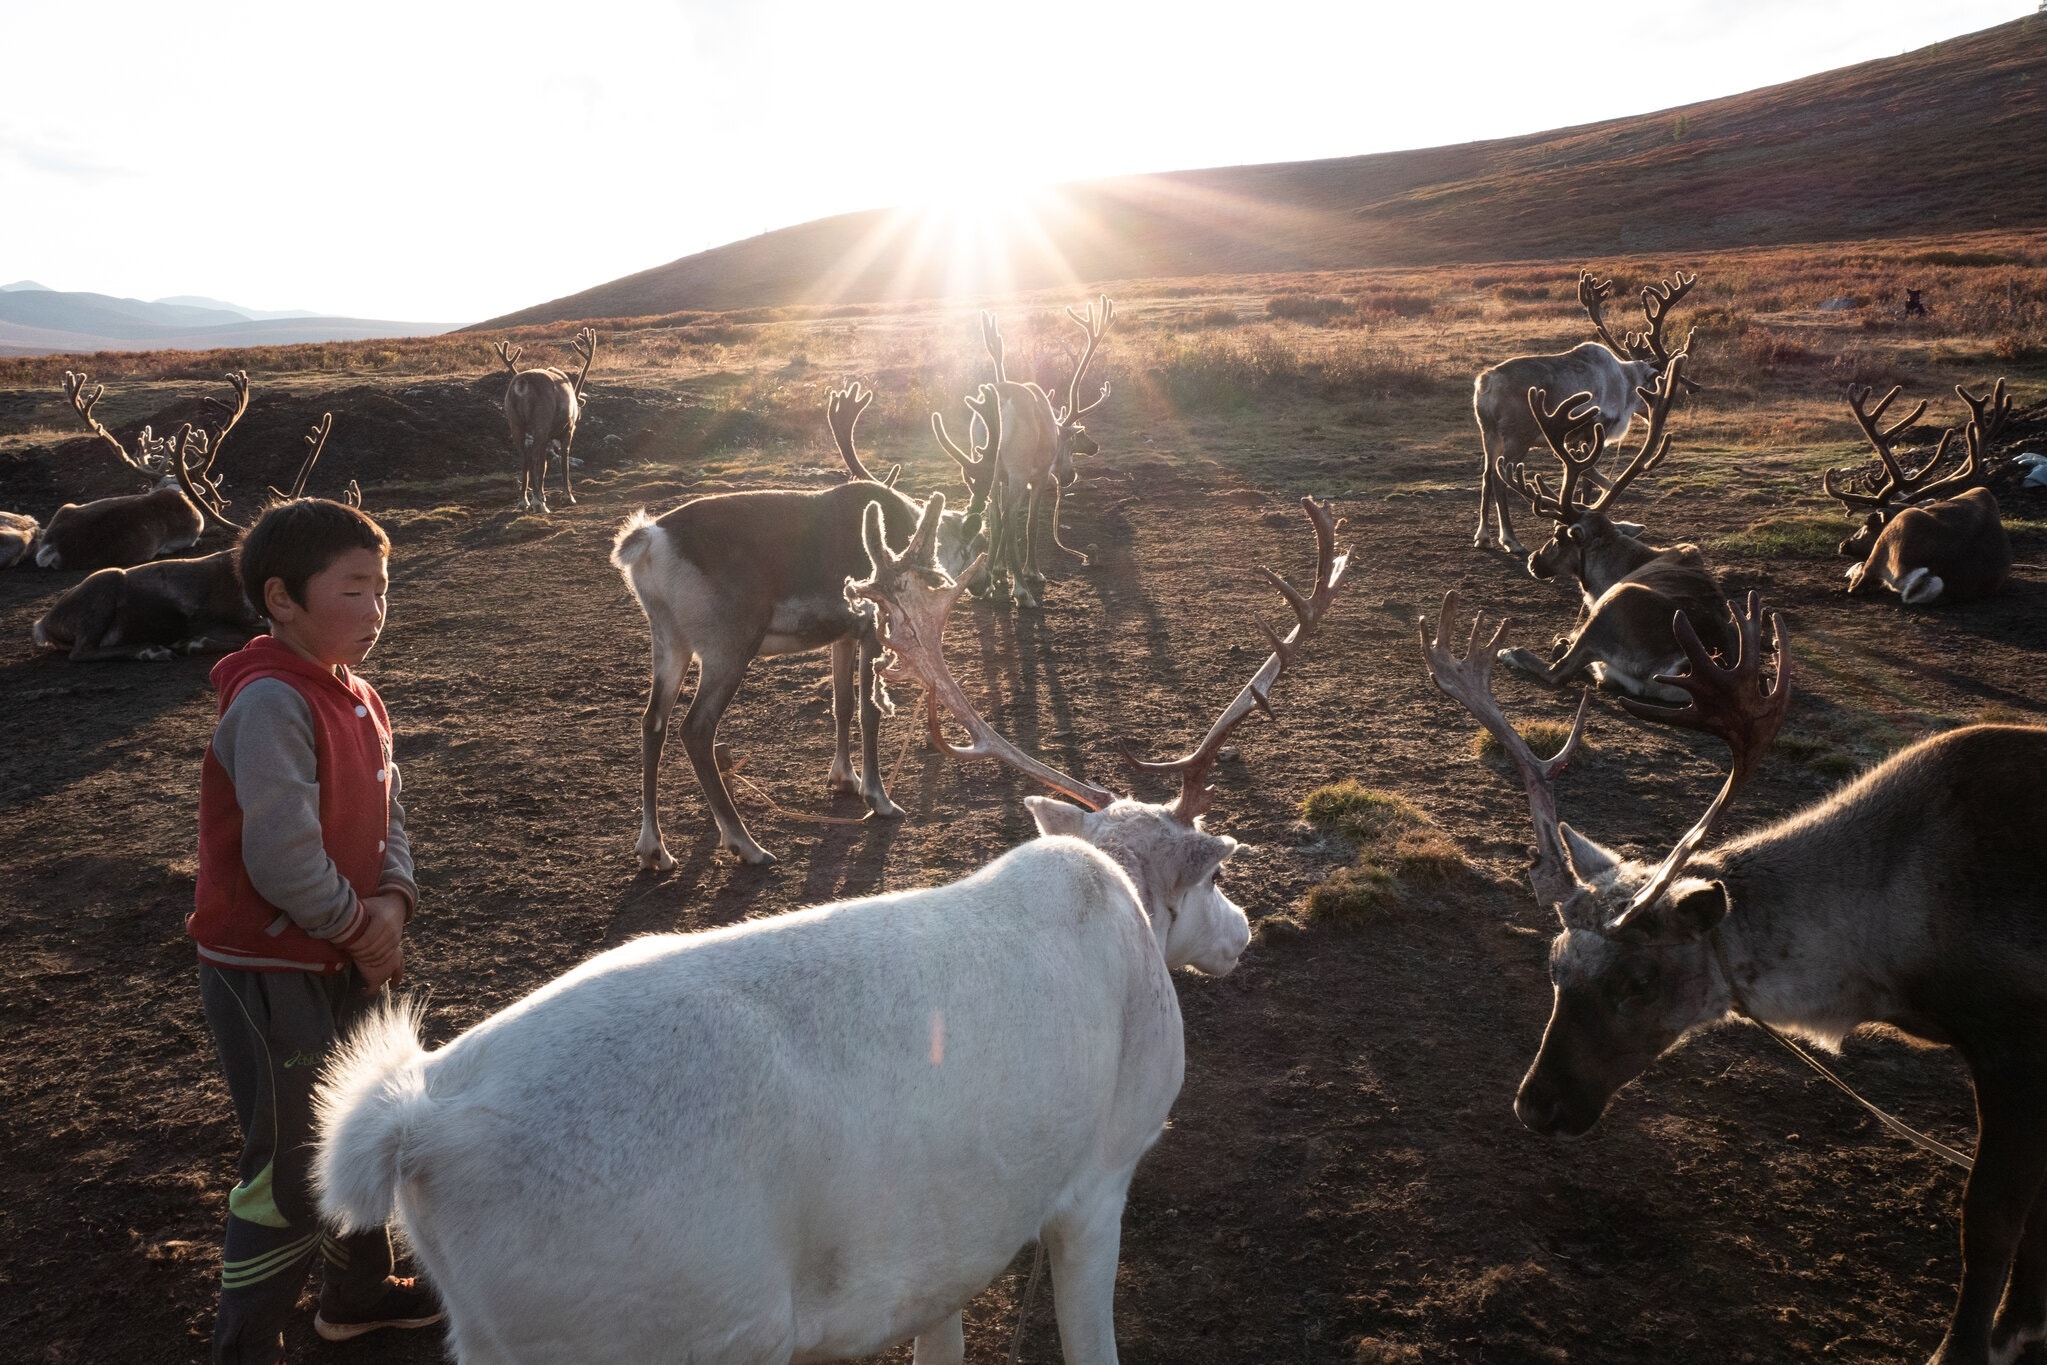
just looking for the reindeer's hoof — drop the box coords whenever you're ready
[637,844,677,873]
[727,840,778,866]
[138,646,175,662]
[826,772,861,797]
[866,792,904,819]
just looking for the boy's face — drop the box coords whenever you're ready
[264,547,389,670]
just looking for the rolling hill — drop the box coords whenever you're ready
[0,284,452,357]
[474,15,2047,331]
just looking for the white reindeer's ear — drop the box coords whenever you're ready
[1560,823,1619,882]
[1025,795,1091,840]
[1614,520,1646,539]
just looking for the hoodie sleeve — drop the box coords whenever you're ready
[211,678,367,946]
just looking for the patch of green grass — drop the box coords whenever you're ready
[1471,720,1583,763]
[1713,513,1847,558]
[1300,781,1468,926]
[1301,781,1427,843]
[1978,703,2042,727]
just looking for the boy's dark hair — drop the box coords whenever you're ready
[237,498,390,616]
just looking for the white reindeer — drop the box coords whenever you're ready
[315,496,1347,1365]
[1471,270,1698,554]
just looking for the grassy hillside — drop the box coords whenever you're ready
[474,16,2047,330]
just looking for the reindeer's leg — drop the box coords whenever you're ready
[511,427,534,511]
[678,643,775,865]
[1933,1063,2047,1365]
[1015,484,1046,609]
[636,632,693,872]
[1991,1171,2047,1363]
[534,442,554,515]
[559,428,578,506]
[1473,420,1501,550]
[1041,1182,1130,1365]
[826,636,860,796]
[910,1312,965,1365]
[856,630,902,818]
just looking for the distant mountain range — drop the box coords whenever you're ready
[0,282,453,356]
[473,14,2047,329]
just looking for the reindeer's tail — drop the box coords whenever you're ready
[312,996,431,1234]
[610,509,661,579]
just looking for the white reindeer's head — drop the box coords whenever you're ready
[852,491,1346,979]
[1026,795,1248,976]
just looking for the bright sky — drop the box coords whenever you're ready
[0,0,2032,324]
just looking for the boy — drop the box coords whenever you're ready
[189,498,442,1363]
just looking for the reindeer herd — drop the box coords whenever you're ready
[2,279,2044,1365]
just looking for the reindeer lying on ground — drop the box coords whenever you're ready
[978,299,1113,606]
[32,551,262,661]
[34,371,214,570]
[494,328,595,513]
[1827,381,2012,605]
[610,384,987,867]
[1494,356,1730,703]
[1472,269,1700,553]
[31,413,341,661]
[1423,591,2047,1365]
[316,496,1345,1365]
[0,512,39,569]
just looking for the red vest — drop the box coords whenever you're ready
[189,637,394,973]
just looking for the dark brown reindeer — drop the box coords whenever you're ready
[32,412,340,662]
[1423,589,2047,1365]
[494,328,596,513]
[1472,269,1700,553]
[1494,355,1732,703]
[979,299,1113,606]
[610,383,963,868]
[35,371,211,570]
[1828,381,2012,605]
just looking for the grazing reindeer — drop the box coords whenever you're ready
[1423,592,2047,1365]
[1828,381,2012,605]
[493,328,595,513]
[313,496,1345,1365]
[31,413,338,662]
[980,299,1113,606]
[831,382,990,585]
[0,511,39,569]
[1472,269,1699,553]
[1494,356,1732,703]
[35,371,212,570]
[927,383,1004,595]
[609,384,947,867]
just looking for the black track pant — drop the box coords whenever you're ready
[199,964,395,1365]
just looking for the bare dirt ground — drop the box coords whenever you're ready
[2,365,2046,1364]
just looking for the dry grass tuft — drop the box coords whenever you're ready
[1300,781,1469,925]
[1471,721,1584,763]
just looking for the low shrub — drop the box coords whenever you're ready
[1267,294,1352,323]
